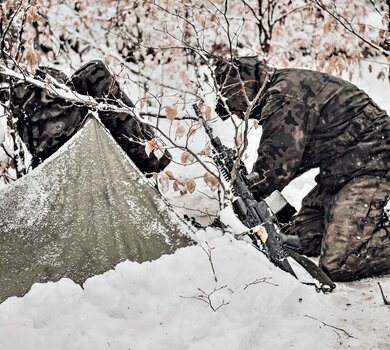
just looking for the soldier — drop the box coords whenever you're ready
[9,60,170,174]
[215,56,390,282]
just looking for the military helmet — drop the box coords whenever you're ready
[214,56,273,120]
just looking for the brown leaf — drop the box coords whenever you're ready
[253,120,260,129]
[158,175,169,193]
[24,44,41,66]
[377,70,386,80]
[204,105,212,120]
[165,106,177,121]
[8,159,16,169]
[188,127,197,138]
[173,178,187,195]
[368,64,373,73]
[198,146,212,157]
[145,139,157,157]
[165,170,175,180]
[203,172,220,191]
[323,21,332,34]
[358,24,366,34]
[175,125,186,139]
[187,178,196,193]
[181,151,194,164]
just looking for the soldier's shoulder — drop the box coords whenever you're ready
[271,68,328,94]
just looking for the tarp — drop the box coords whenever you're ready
[0,117,192,303]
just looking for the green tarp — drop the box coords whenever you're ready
[0,117,192,303]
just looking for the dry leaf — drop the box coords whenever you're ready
[165,106,177,121]
[323,21,332,34]
[198,146,212,157]
[173,180,180,192]
[368,64,373,73]
[377,70,386,80]
[358,24,366,34]
[188,128,197,138]
[175,125,186,139]
[204,105,212,120]
[145,139,157,157]
[173,178,187,195]
[158,175,169,193]
[187,178,196,193]
[253,120,260,129]
[203,172,220,191]
[165,170,175,180]
[181,151,194,164]
[24,44,41,66]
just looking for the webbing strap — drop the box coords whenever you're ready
[284,247,336,293]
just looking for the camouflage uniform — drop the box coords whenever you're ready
[216,57,390,281]
[10,60,170,173]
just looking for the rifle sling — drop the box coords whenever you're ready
[284,246,336,293]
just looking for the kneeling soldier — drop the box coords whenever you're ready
[215,56,390,282]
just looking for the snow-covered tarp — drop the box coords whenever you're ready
[0,117,192,303]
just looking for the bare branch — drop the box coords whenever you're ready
[304,314,356,339]
[378,282,390,305]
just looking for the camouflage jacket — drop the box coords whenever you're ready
[250,68,390,199]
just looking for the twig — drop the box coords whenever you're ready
[180,285,230,312]
[377,282,390,306]
[243,277,278,290]
[304,315,356,339]
[201,242,218,283]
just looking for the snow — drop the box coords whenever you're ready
[0,228,388,350]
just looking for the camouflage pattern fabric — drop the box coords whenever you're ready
[71,61,170,174]
[215,57,390,281]
[10,60,170,173]
[12,67,87,167]
[287,173,390,281]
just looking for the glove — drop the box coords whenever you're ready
[279,233,301,251]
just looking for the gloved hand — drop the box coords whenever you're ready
[279,233,301,251]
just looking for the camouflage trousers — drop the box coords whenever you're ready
[287,172,390,282]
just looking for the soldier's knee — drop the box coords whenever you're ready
[319,253,370,282]
[319,262,354,282]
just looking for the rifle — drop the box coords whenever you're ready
[193,104,336,292]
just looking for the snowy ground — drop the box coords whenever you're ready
[0,227,389,350]
[1,59,390,349]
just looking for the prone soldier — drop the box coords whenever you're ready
[8,60,170,174]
